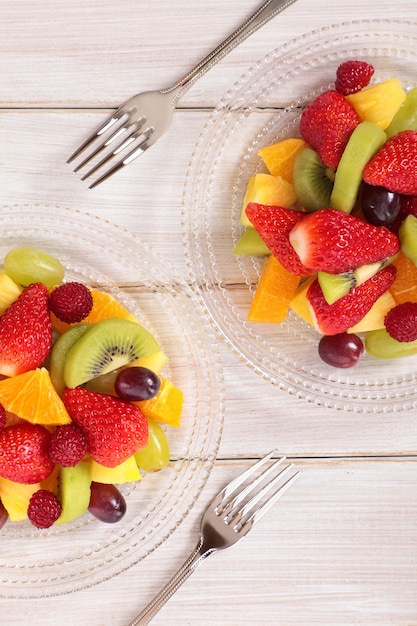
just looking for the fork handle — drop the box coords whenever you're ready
[167,0,298,98]
[128,538,216,625]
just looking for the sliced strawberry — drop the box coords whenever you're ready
[62,387,148,468]
[307,265,397,335]
[335,60,374,96]
[245,203,312,276]
[363,130,417,194]
[299,90,359,169]
[0,423,54,484]
[289,208,400,273]
[0,283,52,376]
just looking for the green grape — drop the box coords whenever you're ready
[365,328,417,359]
[4,247,64,289]
[134,417,170,472]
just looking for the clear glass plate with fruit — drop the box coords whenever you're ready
[0,203,224,598]
[182,18,417,413]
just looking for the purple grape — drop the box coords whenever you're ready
[115,366,161,401]
[318,333,364,368]
[360,183,401,226]
[88,482,126,523]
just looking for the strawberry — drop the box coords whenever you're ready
[289,208,400,273]
[307,265,397,335]
[245,203,312,276]
[363,131,417,194]
[384,302,417,342]
[0,423,55,484]
[62,387,148,468]
[335,60,374,96]
[299,90,359,169]
[0,282,52,377]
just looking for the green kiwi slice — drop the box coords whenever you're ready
[50,324,90,395]
[55,461,92,526]
[318,258,393,305]
[233,227,271,256]
[386,87,417,138]
[330,121,386,213]
[63,317,161,388]
[399,214,417,266]
[292,148,334,212]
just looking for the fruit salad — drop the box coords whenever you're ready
[235,60,417,368]
[0,247,183,529]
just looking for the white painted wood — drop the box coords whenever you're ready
[0,2,416,624]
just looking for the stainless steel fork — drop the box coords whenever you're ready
[67,0,298,188]
[128,451,300,625]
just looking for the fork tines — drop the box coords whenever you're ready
[217,451,300,532]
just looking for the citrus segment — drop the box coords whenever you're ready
[258,138,308,182]
[248,255,300,324]
[289,276,316,325]
[0,368,71,426]
[390,253,417,304]
[136,377,183,428]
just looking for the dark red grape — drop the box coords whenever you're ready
[0,500,8,529]
[360,183,401,226]
[115,366,161,401]
[318,333,364,368]
[88,482,126,523]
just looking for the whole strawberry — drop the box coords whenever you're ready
[245,203,312,276]
[62,387,148,467]
[299,90,359,169]
[0,283,52,377]
[363,130,417,194]
[335,60,375,96]
[289,208,400,273]
[0,423,55,484]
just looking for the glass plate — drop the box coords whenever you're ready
[182,19,417,414]
[0,203,224,598]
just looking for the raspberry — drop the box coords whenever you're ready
[384,302,417,342]
[335,60,374,96]
[49,282,93,323]
[48,424,88,466]
[27,490,62,529]
[0,403,6,429]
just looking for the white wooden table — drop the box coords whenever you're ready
[1,2,417,624]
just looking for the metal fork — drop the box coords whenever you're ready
[67,0,298,188]
[128,451,300,625]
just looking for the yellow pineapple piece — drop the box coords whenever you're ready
[241,173,297,226]
[258,138,308,182]
[0,270,23,315]
[0,478,39,521]
[248,255,300,324]
[347,290,396,333]
[346,79,406,130]
[89,456,141,484]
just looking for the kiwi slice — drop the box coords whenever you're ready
[292,148,334,212]
[318,258,394,305]
[55,461,92,526]
[63,317,161,388]
[386,87,417,138]
[399,214,417,266]
[233,228,271,256]
[50,324,90,395]
[330,121,386,213]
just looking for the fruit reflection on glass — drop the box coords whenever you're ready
[235,60,417,368]
[0,247,183,529]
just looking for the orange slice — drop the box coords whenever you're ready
[0,367,71,426]
[51,288,138,334]
[136,377,183,428]
[248,255,300,324]
[390,253,417,304]
[258,138,308,182]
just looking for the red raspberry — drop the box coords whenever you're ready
[48,424,87,466]
[49,282,93,323]
[0,403,6,429]
[27,490,62,529]
[384,302,417,342]
[335,60,374,96]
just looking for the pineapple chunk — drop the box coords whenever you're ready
[347,290,396,333]
[346,78,406,130]
[241,173,297,226]
[0,270,23,315]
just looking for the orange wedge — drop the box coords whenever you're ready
[51,288,138,333]
[136,377,183,428]
[390,253,417,304]
[248,255,300,324]
[258,138,308,182]
[0,367,71,426]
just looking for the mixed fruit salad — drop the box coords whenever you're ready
[235,60,417,368]
[0,247,183,530]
